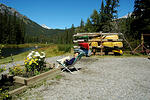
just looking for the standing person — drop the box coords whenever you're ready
[79,43,91,57]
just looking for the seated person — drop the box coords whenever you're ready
[57,52,79,66]
[65,52,79,65]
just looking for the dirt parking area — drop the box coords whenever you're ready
[18,57,150,100]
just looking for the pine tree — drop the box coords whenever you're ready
[111,0,119,19]
[132,0,150,35]
[100,0,105,22]
[90,9,100,32]
[80,19,85,30]
[0,10,3,43]
[100,0,119,32]
[85,18,93,32]
[104,0,112,21]
[76,19,85,33]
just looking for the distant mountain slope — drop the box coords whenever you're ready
[0,3,65,37]
[41,24,51,29]
[24,17,65,37]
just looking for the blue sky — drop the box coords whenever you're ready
[1,0,134,29]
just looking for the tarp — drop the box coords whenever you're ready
[79,43,89,50]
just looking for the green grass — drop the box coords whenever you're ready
[55,75,63,80]
[1,43,51,48]
[0,44,72,64]
[1,43,148,64]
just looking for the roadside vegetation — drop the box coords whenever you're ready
[0,44,72,64]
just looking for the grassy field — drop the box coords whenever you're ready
[0,43,148,64]
[0,43,51,48]
[0,44,73,64]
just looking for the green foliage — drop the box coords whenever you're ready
[85,18,93,32]
[0,10,25,44]
[131,0,150,39]
[76,0,120,33]
[24,20,66,43]
[0,45,4,59]
[34,70,41,76]
[76,19,86,33]
[0,65,6,73]
[90,9,101,32]
[0,45,6,73]
[58,44,72,53]
[9,64,24,76]
[55,75,63,80]
[0,88,9,100]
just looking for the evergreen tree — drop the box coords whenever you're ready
[104,0,112,21]
[0,10,25,44]
[80,19,85,32]
[76,19,85,33]
[132,0,150,36]
[111,0,119,19]
[100,0,105,22]
[90,9,100,32]
[100,0,119,32]
[85,18,93,32]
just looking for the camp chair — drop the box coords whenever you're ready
[56,52,85,74]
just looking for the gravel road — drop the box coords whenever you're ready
[16,56,150,100]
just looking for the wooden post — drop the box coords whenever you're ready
[141,34,144,51]
[100,33,103,56]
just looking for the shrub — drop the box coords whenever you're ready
[0,45,4,59]
[58,44,72,53]
[0,88,9,100]
[0,65,6,73]
[9,64,24,76]
[0,45,6,74]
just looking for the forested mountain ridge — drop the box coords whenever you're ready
[0,3,66,43]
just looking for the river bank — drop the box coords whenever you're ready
[0,44,73,64]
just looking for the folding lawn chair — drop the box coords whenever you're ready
[56,52,85,74]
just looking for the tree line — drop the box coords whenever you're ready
[76,0,119,33]
[48,24,75,44]
[74,0,150,48]
[0,10,25,44]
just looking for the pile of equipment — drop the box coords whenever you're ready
[73,32,123,56]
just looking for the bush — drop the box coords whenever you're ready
[0,65,6,73]
[0,88,9,100]
[58,44,72,53]
[9,64,24,76]
[0,45,4,59]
